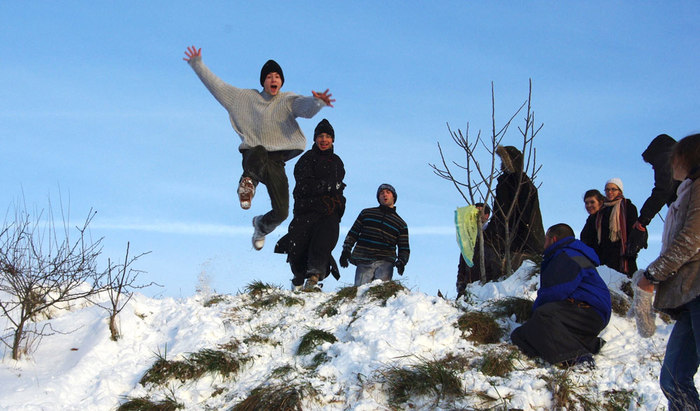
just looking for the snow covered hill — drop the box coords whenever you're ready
[0,262,679,410]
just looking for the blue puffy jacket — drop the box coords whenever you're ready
[533,237,612,325]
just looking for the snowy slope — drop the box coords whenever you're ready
[0,263,682,410]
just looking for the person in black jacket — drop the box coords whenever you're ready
[274,119,346,291]
[481,145,545,279]
[627,134,680,256]
[581,178,638,276]
[340,184,410,286]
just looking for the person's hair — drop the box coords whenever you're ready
[474,202,491,215]
[546,223,575,240]
[583,189,604,204]
[671,133,700,175]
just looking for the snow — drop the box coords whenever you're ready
[0,263,686,410]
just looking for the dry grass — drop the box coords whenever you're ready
[377,356,464,407]
[488,297,533,322]
[479,346,519,377]
[456,311,503,344]
[231,381,318,411]
[296,329,337,356]
[139,349,250,386]
[365,280,406,306]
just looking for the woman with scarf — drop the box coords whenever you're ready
[581,177,638,276]
[635,133,700,410]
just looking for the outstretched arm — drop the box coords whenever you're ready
[312,89,335,107]
[183,45,202,62]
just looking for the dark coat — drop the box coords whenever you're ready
[484,146,545,256]
[510,237,610,364]
[581,198,638,275]
[638,134,680,226]
[274,144,346,281]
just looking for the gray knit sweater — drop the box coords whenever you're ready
[188,56,326,160]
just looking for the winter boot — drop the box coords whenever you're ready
[304,274,321,291]
[252,216,265,251]
[238,177,255,210]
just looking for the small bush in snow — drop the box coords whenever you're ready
[365,280,406,306]
[203,295,226,307]
[456,311,503,344]
[270,364,297,380]
[117,394,183,411]
[243,280,279,298]
[609,290,631,318]
[248,291,304,310]
[140,349,250,386]
[544,368,597,409]
[377,357,464,407]
[479,346,519,377]
[317,285,358,317]
[232,381,318,411]
[488,297,533,323]
[296,328,337,356]
[603,389,639,410]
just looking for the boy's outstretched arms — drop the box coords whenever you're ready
[183,45,202,62]
[312,89,335,107]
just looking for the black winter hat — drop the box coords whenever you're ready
[260,59,284,87]
[314,119,335,141]
[377,183,397,204]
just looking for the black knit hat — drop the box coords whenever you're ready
[314,119,335,141]
[377,183,397,204]
[260,59,284,87]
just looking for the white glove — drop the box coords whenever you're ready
[626,269,656,338]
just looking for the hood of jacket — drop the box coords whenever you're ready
[496,145,524,174]
[642,134,675,165]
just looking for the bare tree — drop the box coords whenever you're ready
[97,242,153,341]
[0,202,109,360]
[430,80,543,282]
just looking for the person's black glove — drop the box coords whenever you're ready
[626,222,648,258]
[339,250,351,268]
[395,259,405,275]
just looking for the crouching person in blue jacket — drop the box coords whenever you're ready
[511,223,612,367]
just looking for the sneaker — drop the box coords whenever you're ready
[304,274,320,291]
[252,216,265,250]
[238,177,255,210]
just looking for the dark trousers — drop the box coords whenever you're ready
[510,300,605,364]
[241,146,290,235]
[288,214,340,286]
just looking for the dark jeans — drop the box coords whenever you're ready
[241,146,290,235]
[660,295,700,411]
[510,300,605,364]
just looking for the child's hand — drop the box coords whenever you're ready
[312,89,335,107]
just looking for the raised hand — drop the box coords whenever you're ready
[183,46,202,62]
[312,89,335,107]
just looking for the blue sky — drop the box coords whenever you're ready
[2,1,699,297]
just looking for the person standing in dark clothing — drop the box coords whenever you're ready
[275,119,346,291]
[627,134,680,256]
[482,145,545,279]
